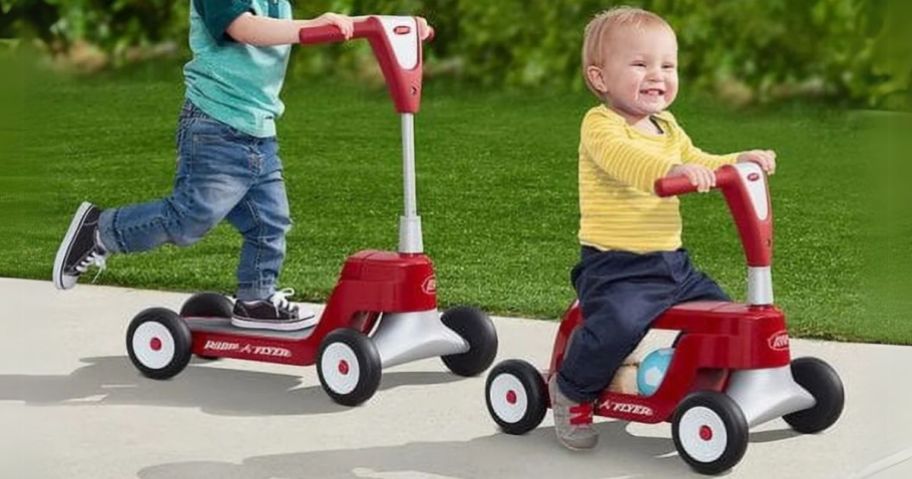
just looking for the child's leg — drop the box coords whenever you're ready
[222,140,315,331]
[557,249,677,403]
[97,115,256,255]
[53,107,255,290]
[224,137,291,302]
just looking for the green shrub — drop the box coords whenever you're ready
[1,0,906,108]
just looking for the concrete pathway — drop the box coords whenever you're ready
[1,278,909,479]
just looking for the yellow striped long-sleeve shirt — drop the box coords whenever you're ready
[578,105,737,253]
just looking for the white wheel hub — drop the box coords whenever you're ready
[132,322,176,370]
[489,373,528,423]
[321,342,360,394]
[679,406,728,462]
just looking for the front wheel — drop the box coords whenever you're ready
[783,357,844,434]
[317,329,382,407]
[440,306,498,376]
[485,359,548,435]
[672,391,749,475]
[126,308,193,380]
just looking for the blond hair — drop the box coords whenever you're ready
[582,7,674,98]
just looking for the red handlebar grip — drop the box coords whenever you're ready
[298,22,375,45]
[654,175,699,197]
[299,25,347,44]
[654,166,741,197]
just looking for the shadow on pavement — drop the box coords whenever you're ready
[0,356,462,416]
[138,425,688,479]
[136,424,799,479]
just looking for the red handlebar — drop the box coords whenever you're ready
[655,164,773,268]
[298,17,430,114]
[654,175,698,197]
[654,167,739,197]
[298,21,434,45]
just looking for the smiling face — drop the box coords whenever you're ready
[587,25,679,122]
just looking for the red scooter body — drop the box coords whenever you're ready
[187,251,437,366]
[126,17,497,408]
[485,163,844,475]
[549,300,790,424]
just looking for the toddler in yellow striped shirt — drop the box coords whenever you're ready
[549,6,777,450]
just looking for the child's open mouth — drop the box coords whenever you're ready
[640,88,665,97]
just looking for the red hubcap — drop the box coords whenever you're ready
[338,360,350,375]
[150,337,162,351]
[699,425,713,441]
[506,390,517,405]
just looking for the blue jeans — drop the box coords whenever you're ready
[97,101,292,301]
[557,247,730,403]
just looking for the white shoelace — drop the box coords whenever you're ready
[75,249,109,283]
[269,288,299,317]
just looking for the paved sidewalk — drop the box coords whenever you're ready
[1,277,909,479]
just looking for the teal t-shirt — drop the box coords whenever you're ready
[183,0,292,138]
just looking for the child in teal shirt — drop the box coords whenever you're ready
[53,1,431,331]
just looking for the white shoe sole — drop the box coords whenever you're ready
[53,202,93,290]
[230,315,319,332]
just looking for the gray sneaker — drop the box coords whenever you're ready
[549,375,598,450]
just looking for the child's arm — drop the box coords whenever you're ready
[679,129,738,170]
[227,12,355,46]
[670,115,776,191]
[674,140,776,192]
[227,13,432,46]
[680,134,777,175]
[667,146,777,194]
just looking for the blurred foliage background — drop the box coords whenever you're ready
[0,0,908,109]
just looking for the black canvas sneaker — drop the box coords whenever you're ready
[231,289,318,331]
[53,202,110,290]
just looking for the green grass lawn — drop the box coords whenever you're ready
[3,62,909,344]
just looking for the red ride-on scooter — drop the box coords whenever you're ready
[125,16,497,407]
[484,163,844,474]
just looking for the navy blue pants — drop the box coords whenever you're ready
[557,247,729,403]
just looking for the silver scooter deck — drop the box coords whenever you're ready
[184,316,318,341]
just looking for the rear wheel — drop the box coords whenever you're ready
[126,308,193,380]
[783,357,844,434]
[485,359,548,435]
[672,391,749,475]
[179,292,234,360]
[180,292,234,318]
[440,306,498,376]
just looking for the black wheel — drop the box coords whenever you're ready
[180,292,234,318]
[179,292,234,361]
[440,306,498,376]
[317,329,382,406]
[126,307,193,380]
[672,391,749,475]
[485,359,548,435]
[783,357,844,434]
